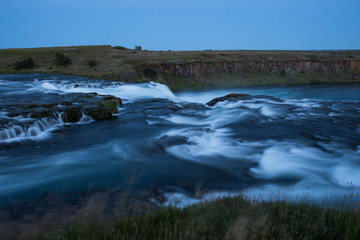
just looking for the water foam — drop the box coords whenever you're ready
[36,80,176,102]
[162,128,262,165]
[0,113,64,143]
[159,191,240,208]
[251,143,360,188]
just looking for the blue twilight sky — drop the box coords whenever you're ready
[0,0,359,50]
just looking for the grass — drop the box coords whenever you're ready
[32,195,360,240]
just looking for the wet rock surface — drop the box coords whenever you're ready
[206,93,251,106]
[206,93,284,106]
[83,106,113,120]
[0,91,122,141]
[2,93,122,124]
[100,100,119,114]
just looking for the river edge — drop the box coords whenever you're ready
[3,192,360,240]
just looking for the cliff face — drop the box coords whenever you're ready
[153,60,360,77]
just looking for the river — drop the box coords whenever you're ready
[1,74,360,211]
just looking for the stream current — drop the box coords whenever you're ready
[1,74,360,208]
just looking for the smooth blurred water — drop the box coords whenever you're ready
[1,74,360,207]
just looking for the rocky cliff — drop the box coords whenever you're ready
[149,59,360,77]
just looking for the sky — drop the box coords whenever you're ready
[0,0,360,50]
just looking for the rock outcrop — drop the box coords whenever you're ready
[63,108,83,122]
[3,93,123,125]
[83,107,113,120]
[206,93,251,106]
[150,60,360,77]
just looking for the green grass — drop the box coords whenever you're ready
[33,195,360,240]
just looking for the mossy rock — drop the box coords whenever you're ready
[104,96,122,106]
[99,100,118,113]
[84,107,112,120]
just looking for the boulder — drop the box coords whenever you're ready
[104,95,122,106]
[206,93,251,106]
[84,107,112,120]
[63,107,82,122]
[40,103,55,108]
[100,100,118,114]
[27,104,39,108]
[30,110,56,118]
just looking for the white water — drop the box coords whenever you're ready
[35,80,176,102]
[0,113,64,143]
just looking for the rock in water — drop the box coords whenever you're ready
[84,107,112,120]
[206,93,251,106]
[100,100,119,114]
[104,96,122,106]
[63,108,82,122]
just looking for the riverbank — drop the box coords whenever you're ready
[28,194,360,239]
[1,45,360,90]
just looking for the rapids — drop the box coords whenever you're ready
[1,74,360,209]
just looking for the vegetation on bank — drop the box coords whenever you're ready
[1,45,360,91]
[12,57,35,70]
[32,195,360,240]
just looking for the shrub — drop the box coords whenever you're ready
[13,57,34,69]
[88,60,97,68]
[280,69,286,77]
[114,46,127,50]
[309,55,318,62]
[135,45,142,50]
[54,52,72,67]
[143,67,157,79]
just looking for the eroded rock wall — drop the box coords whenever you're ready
[155,60,360,77]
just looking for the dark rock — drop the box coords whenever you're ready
[60,101,73,106]
[83,94,96,99]
[169,107,179,112]
[206,93,251,106]
[38,110,56,118]
[27,104,39,108]
[84,107,112,120]
[63,107,82,122]
[30,111,39,118]
[7,112,22,118]
[40,103,55,108]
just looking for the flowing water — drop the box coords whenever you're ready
[1,74,360,209]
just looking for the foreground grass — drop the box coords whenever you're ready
[33,196,360,240]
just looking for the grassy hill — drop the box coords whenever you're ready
[1,45,360,90]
